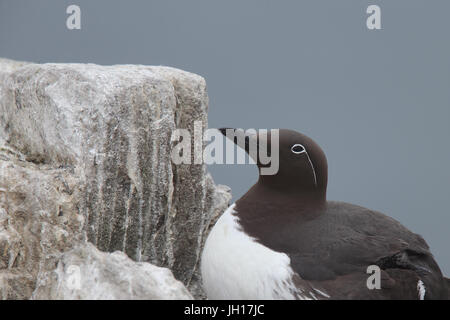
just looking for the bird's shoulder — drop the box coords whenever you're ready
[322,201,429,249]
[268,201,439,285]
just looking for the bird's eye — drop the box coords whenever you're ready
[291,144,305,154]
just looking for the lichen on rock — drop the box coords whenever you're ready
[0,58,231,299]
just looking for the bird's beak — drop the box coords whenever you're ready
[218,128,279,175]
[218,128,252,154]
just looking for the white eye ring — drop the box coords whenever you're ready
[291,144,306,154]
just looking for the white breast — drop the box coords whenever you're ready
[201,204,314,300]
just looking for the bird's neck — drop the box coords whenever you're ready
[235,181,326,222]
[256,175,327,204]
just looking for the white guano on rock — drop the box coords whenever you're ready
[0,58,231,299]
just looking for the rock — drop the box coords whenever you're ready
[32,243,193,300]
[0,149,84,299]
[0,58,231,299]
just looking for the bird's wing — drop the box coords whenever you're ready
[279,202,447,299]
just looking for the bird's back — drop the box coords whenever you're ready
[232,200,448,299]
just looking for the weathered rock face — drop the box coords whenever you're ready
[32,243,193,300]
[0,58,231,299]
[0,148,84,299]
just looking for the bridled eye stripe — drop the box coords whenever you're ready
[290,143,318,187]
[291,144,306,154]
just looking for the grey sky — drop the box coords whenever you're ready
[1,0,449,275]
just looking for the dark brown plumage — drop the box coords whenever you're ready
[222,128,448,299]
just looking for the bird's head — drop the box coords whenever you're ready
[219,128,328,198]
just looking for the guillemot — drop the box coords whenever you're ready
[201,128,449,299]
